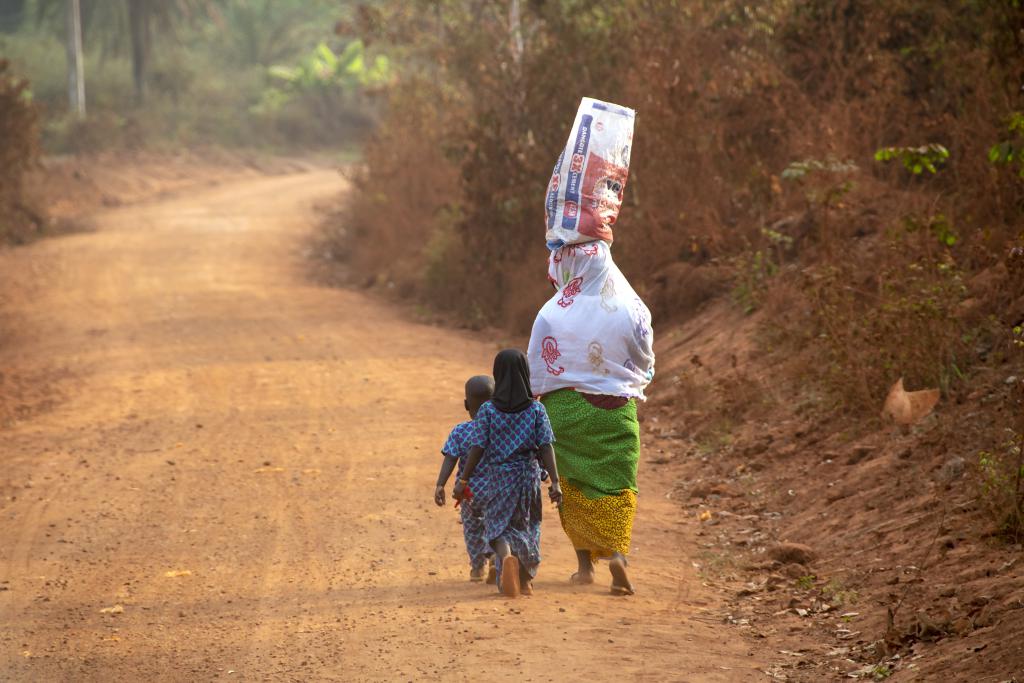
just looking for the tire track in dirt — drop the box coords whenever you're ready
[0,166,769,681]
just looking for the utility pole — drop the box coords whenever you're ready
[128,0,148,106]
[65,0,85,117]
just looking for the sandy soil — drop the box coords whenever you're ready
[642,305,1024,681]
[0,168,770,681]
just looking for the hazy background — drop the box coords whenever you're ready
[2,0,1023,418]
[0,0,381,151]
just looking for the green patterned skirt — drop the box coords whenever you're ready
[541,389,640,558]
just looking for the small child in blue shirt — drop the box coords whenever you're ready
[434,375,496,582]
[453,350,562,597]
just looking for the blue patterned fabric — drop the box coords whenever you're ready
[441,421,475,479]
[462,401,555,465]
[463,400,555,585]
[459,500,490,571]
[442,421,490,569]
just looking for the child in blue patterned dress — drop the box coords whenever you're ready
[434,375,496,582]
[454,349,563,597]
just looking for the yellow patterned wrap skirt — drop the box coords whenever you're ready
[559,479,637,559]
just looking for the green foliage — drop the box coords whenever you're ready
[874,144,950,174]
[902,213,958,247]
[205,0,339,67]
[977,428,1024,541]
[822,577,859,607]
[870,664,893,680]
[266,40,389,98]
[733,248,778,315]
[781,158,857,181]
[988,111,1024,178]
[795,574,816,590]
[781,158,857,212]
[0,0,371,150]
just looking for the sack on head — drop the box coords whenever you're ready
[544,97,635,250]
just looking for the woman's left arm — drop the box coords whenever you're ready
[539,442,562,507]
[535,404,562,506]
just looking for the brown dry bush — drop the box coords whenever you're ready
[329,0,1023,414]
[0,58,42,245]
[973,240,1024,539]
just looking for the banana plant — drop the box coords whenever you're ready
[268,39,389,94]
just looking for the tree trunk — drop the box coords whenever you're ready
[127,0,149,106]
[66,0,86,117]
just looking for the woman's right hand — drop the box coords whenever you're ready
[452,479,467,503]
[548,481,563,508]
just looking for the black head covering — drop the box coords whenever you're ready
[491,349,533,413]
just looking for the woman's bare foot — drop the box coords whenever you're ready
[500,556,521,597]
[520,580,534,596]
[608,554,634,596]
[569,570,595,585]
[485,561,497,585]
[469,565,486,582]
[571,549,595,585]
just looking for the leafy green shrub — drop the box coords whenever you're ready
[253,40,387,144]
[988,112,1024,178]
[874,144,950,175]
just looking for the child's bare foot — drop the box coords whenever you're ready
[518,564,533,595]
[609,554,634,596]
[469,565,486,582]
[500,556,521,597]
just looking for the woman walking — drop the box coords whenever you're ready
[528,241,654,595]
[528,97,654,595]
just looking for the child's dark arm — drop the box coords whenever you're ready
[434,456,458,506]
[452,446,484,502]
[539,443,563,507]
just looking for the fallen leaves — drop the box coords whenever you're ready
[99,604,124,615]
[881,377,940,425]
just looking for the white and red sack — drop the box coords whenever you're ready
[543,97,635,249]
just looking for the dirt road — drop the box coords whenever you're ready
[0,168,766,681]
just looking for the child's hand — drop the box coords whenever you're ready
[548,481,563,508]
[434,485,446,507]
[452,479,467,503]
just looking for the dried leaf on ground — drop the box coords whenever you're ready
[880,377,940,425]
